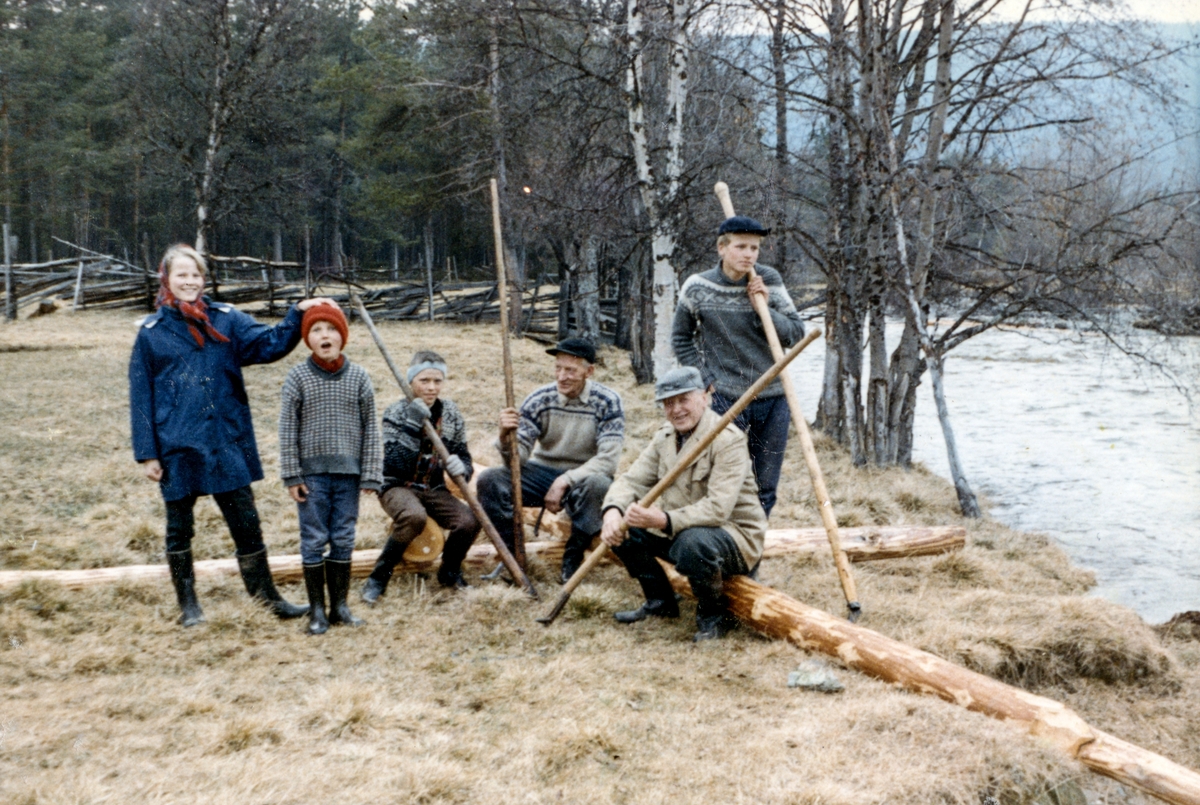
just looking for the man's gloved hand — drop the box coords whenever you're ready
[405,398,431,428]
[444,455,466,479]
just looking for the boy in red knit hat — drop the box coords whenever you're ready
[279,303,382,635]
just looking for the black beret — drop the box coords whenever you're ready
[718,216,771,236]
[546,336,596,364]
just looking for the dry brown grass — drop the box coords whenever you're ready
[1,309,1197,804]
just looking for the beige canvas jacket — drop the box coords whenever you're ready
[603,408,767,568]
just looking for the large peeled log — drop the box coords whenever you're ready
[659,565,1200,805]
[0,525,964,591]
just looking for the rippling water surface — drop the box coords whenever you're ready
[787,324,1200,624]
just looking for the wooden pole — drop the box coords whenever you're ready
[661,566,1200,805]
[714,180,861,621]
[0,525,965,592]
[538,327,822,624]
[351,293,539,599]
[3,222,13,321]
[491,178,526,569]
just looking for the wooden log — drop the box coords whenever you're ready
[0,525,964,592]
[656,566,1200,805]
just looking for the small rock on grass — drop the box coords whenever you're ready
[787,658,844,693]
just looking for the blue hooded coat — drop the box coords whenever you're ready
[129,298,303,502]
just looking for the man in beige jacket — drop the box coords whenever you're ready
[600,366,767,641]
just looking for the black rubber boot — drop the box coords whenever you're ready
[614,568,680,623]
[236,548,309,619]
[691,571,736,641]
[361,534,411,605]
[167,550,206,627]
[560,527,594,584]
[303,562,330,635]
[614,597,680,623]
[326,559,364,627]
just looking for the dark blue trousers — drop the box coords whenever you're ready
[296,473,361,564]
[711,392,789,516]
[476,461,609,550]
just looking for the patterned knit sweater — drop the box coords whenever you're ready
[380,397,472,491]
[671,263,805,400]
[496,380,624,485]
[278,358,383,490]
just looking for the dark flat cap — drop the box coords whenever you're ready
[546,336,596,364]
[718,216,771,237]
[654,366,706,401]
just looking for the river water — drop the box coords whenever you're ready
[787,324,1200,624]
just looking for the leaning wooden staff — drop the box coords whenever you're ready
[538,326,823,624]
[714,180,862,622]
[489,178,526,570]
[351,293,539,599]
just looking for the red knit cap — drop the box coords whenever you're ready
[301,303,349,348]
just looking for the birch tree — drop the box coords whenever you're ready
[133,0,315,254]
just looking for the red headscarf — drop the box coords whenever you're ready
[155,248,231,348]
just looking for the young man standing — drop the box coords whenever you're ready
[670,216,805,517]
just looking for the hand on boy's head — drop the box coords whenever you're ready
[297,297,337,312]
[141,459,163,482]
[288,483,309,503]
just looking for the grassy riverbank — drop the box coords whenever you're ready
[1,310,1197,804]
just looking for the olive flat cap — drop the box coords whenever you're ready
[654,366,706,401]
[546,336,596,364]
[718,215,771,236]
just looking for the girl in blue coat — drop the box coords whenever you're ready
[129,244,336,627]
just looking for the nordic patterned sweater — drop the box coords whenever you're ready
[671,263,805,400]
[380,398,472,492]
[496,380,624,486]
[279,358,383,490]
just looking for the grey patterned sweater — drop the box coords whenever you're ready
[279,358,383,490]
[496,380,624,485]
[381,397,472,491]
[671,263,805,400]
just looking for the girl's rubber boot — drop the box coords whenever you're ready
[236,548,309,619]
[167,550,206,627]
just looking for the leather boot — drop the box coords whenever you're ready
[167,550,206,627]
[303,562,330,635]
[691,571,736,641]
[236,548,309,619]
[326,559,364,627]
[560,527,594,584]
[436,566,470,590]
[614,571,680,623]
[361,534,412,605]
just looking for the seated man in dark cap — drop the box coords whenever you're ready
[670,216,805,518]
[477,337,625,583]
[600,366,766,641]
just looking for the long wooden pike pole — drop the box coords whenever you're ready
[351,294,539,599]
[537,327,822,625]
[714,181,861,622]
[490,178,526,569]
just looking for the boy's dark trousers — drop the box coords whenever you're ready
[164,485,307,622]
[296,474,361,565]
[711,392,789,517]
[476,462,610,579]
